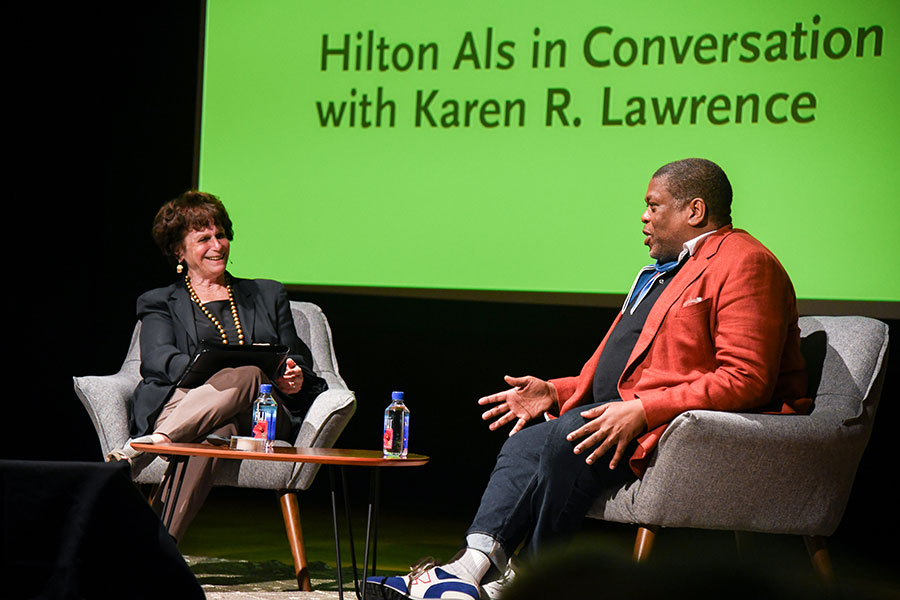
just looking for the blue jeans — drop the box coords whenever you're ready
[465,401,637,569]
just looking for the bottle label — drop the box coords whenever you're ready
[253,404,277,441]
[252,418,268,439]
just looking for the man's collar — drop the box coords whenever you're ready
[669,226,724,265]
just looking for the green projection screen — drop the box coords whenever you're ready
[198,0,900,303]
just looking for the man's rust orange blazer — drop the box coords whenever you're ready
[549,225,811,477]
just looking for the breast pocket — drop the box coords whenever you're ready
[675,297,712,318]
[670,297,715,362]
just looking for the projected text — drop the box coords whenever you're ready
[315,16,883,129]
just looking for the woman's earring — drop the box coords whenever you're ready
[176,262,185,274]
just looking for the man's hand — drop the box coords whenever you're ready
[478,375,557,436]
[275,358,304,395]
[566,401,647,469]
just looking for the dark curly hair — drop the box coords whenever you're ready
[653,158,732,226]
[151,190,234,266]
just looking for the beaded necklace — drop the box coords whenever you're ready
[184,274,245,345]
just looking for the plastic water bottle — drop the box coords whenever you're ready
[252,383,277,452]
[383,391,409,458]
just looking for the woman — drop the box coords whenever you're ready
[107,190,327,541]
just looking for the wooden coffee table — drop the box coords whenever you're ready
[132,442,428,599]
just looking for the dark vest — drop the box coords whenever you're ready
[592,263,684,403]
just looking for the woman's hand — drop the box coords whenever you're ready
[275,358,304,395]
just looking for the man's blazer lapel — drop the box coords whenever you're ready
[623,227,731,370]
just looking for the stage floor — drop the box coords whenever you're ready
[180,487,898,599]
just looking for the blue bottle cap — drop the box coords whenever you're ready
[260,384,273,394]
[391,391,404,400]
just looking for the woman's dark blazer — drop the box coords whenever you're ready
[129,277,327,437]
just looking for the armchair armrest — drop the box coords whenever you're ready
[73,373,135,457]
[287,387,357,489]
[633,406,864,536]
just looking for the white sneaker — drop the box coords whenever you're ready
[481,558,518,600]
[365,557,484,600]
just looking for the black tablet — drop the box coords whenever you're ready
[177,341,290,388]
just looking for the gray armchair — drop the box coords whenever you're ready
[587,315,889,582]
[73,301,356,591]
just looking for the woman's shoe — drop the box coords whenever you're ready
[106,435,155,476]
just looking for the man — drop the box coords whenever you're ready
[366,158,809,600]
